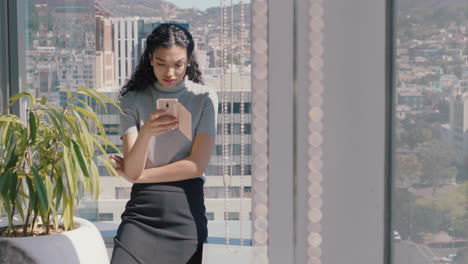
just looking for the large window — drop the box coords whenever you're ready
[21,0,253,261]
[393,1,468,263]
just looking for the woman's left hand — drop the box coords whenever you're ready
[109,154,128,179]
[110,155,145,183]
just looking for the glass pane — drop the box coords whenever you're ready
[23,0,253,262]
[393,1,468,263]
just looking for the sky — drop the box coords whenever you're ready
[167,0,249,11]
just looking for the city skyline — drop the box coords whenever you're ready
[153,0,248,11]
[22,1,254,228]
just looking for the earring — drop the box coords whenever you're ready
[150,63,153,66]
[187,63,191,67]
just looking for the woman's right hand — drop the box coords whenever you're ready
[140,109,179,137]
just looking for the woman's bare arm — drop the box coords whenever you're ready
[113,133,215,183]
[122,110,179,181]
[121,132,151,181]
[134,133,215,183]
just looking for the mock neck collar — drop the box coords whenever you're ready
[153,78,187,93]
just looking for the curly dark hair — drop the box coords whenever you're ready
[120,23,203,96]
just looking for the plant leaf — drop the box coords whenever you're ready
[1,93,31,115]
[77,87,106,108]
[0,115,21,123]
[4,201,13,230]
[91,89,123,114]
[28,111,37,144]
[25,176,39,220]
[4,145,18,170]
[44,175,53,210]
[90,136,107,156]
[71,139,90,178]
[52,214,59,231]
[0,192,4,214]
[54,171,64,211]
[9,92,30,103]
[57,86,73,102]
[97,156,119,178]
[73,112,95,156]
[72,97,94,112]
[92,134,120,153]
[64,114,79,135]
[0,170,11,200]
[62,196,70,231]
[8,172,18,203]
[62,146,76,198]
[14,196,25,221]
[62,195,74,230]
[72,105,106,137]
[44,109,64,139]
[31,167,49,214]
[89,161,100,200]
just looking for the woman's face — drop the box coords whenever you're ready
[149,46,189,88]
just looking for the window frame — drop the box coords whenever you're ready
[290,0,391,263]
[1,0,26,116]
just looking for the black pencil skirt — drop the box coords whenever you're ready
[110,178,208,264]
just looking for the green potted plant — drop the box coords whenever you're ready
[0,87,121,263]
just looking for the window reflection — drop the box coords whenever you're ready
[393,1,468,263]
[23,0,253,262]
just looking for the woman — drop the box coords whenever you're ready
[109,23,217,264]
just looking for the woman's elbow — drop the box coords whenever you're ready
[193,168,204,178]
[124,168,141,183]
[193,162,208,177]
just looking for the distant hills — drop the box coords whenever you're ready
[96,0,180,17]
[397,0,468,10]
[396,0,467,29]
[95,0,251,27]
[96,0,252,45]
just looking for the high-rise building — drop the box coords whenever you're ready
[26,0,96,106]
[95,3,115,91]
[49,0,96,106]
[111,17,189,87]
[111,17,139,88]
[26,47,59,97]
[204,71,252,221]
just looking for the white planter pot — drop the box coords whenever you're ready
[0,216,109,264]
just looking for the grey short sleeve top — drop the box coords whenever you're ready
[118,79,218,176]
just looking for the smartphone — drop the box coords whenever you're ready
[156,98,192,141]
[156,98,178,118]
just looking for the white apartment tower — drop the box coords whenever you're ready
[111,17,140,88]
[111,17,189,88]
